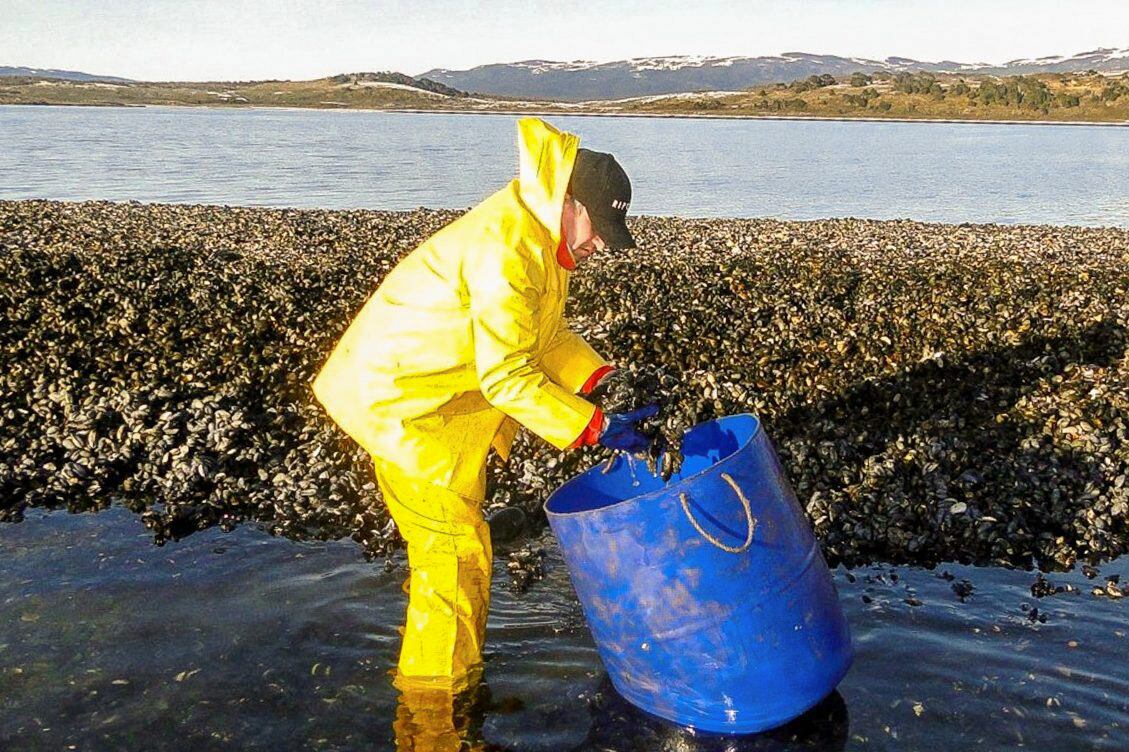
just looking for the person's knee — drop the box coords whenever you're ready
[452,518,491,565]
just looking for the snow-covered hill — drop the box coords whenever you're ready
[420,48,1129,101]
[991,47,1129,74]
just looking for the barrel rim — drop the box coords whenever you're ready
[544,412,762,518]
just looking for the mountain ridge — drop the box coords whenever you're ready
[0,65,133,83]
[4,47,1127,103]
[420,47,1129,101]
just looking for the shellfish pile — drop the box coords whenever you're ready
[2,200,1127,572]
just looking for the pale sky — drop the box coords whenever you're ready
[3,0,1127,82]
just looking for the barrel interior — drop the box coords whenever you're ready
[546,414,760,515]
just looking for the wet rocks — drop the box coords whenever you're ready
[951,579,975,601]
[1031,573,1066,598]
[2,200,1128,575]
[1021,603,1049,623]
[506,545,546,593]
[486,507,527,545]
[1091,576,1126,599]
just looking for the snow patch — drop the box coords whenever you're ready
[628,55,714,71]
[848,57,885,67]
[1007,47,1129,67]
[344,80,447,97]
[587,90,737,105]
[511,59,601,73]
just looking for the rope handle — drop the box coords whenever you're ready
[679,472,757,553]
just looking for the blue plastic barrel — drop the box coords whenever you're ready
[545,414,853,734]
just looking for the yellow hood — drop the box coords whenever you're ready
[515,117,579,247]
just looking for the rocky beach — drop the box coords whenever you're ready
[2,199,1128,578]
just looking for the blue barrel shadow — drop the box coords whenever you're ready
[546,414,853,734]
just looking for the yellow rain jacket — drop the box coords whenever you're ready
[313,117,607,481]
[312,117,609,684]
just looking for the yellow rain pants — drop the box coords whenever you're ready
[312,117,609,684]
[372,454,491,685]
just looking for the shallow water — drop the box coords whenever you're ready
[2,105,1128,227]
[2,506,1127,750]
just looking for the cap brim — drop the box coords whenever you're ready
[590,213,637,250]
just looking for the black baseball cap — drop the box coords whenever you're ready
[569,148,636,250]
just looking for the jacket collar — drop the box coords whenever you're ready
[556,234,576,270]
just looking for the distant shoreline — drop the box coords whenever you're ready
[4,100,1128,128]
[383,107,1129,128]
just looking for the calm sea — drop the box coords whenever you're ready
[1,104,1127,227]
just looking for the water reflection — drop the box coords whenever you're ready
[391,673,848,752]
[571,678,848,752]
[393,674,494,751]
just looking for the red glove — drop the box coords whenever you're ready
[569,407,605,448]
[580,365,615,395]
[569,365,615,448]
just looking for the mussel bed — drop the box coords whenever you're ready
[2,200,1127,573]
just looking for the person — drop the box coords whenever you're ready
[312,117,655,690]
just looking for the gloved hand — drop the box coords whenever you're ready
[598,404,660,455]
[588,368,637,414]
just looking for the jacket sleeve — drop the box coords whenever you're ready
[466,245,597,450]
[540,321,609,394]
